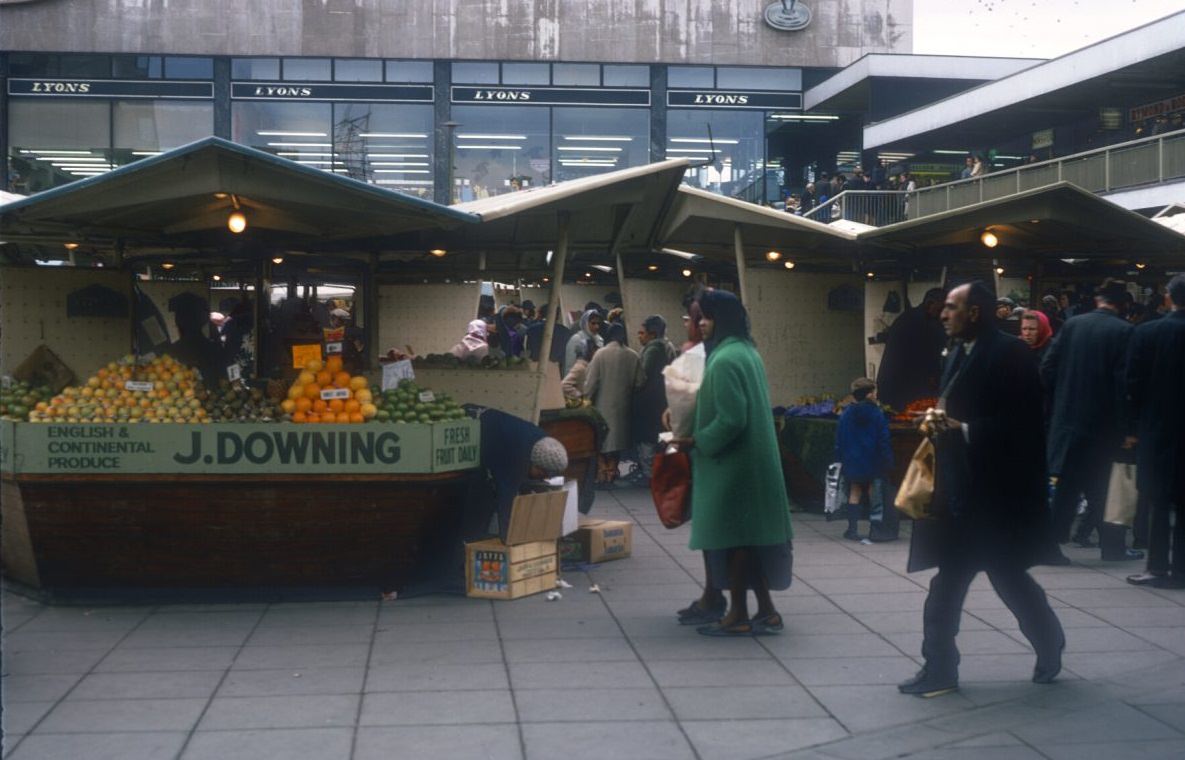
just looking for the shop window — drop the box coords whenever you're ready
[668,67,714,89]
[386,60,434,83]
[164,57,214,80]
[282,58,332,81]
[7,99,112,193]
[232,58,281,80]
[603,65,649,87]
[335,59,383,82]
[552,64,600,87]
[452,62,498,84]
[333,103,435,198]
[451,105,550,202]
[112,55,163,79]
[114,101,215,167]
[667,109,766,199]
[552,107,649,183]
[501,63,549,85]
[715,67,801,91]
[232,101,333,161]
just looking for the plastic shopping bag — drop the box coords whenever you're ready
[824,463,843,514]
[662,343,705,438]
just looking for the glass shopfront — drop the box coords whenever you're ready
[667,109,766,197]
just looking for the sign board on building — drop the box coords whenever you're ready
[231,83,434,102]
[7,78,213,99]
[1129,93,1185,123]
[667,90,802,110]
[0,419,480,475]
[450,86,650,107]
[1032,129,1054,150]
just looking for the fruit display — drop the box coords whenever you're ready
[202,380,286,423]
[0,380,54,421]
[374,379,467,424]
[282,355,377,424]
[413,353,529,370]
[28,355,207,424]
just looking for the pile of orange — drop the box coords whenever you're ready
[29,354,206,424]
[281,355,378,424]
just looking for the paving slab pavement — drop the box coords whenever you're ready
[3,485,1183,759]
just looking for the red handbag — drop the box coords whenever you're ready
[650,449,692,529]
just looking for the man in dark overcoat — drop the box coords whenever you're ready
[1125,274,1185,589]
[876,288,946,411]
[900,281,1064,698]
[1041,280,1136,555]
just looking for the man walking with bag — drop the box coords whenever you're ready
[1125,274,1185,589]
[900,282,1064,698]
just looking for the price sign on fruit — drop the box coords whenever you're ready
[320,388,351,401]
[291,344,322,369]
[226,364,242,382]
[325,342,343,355]
[125,380,154,392]
[381,359,415,391]
[418,391,435,403]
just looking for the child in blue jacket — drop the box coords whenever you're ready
[835,378,894,541]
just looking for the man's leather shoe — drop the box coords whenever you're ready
[898,669,958,697]
[1127,572,1167,586]
[1033,641,1065,684]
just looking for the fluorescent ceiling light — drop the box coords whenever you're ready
[559,161,617,166]
[375,179,433,186]
[659,247,701,260]
[666,148,714,154]
[356,145,423,150]
[933,150,970,155]
[277,152,335,157]
[556,146,622,152]
[367,153,430,158]
[374,169,431,174]
[369,162,430,167]
[44,157,109,163]
[54,164,114,169]
[130,151,162,156]
[267,142,332,148]
[769,114,838,121]
[455,145,523,150]
[257,130,327,137]
[591,265,614,273]
[294,160,334,165]
[22,149,95,155]
[359,133,428,138]
[457,134,527,140]
[669,138,740,145]
[995,155,1024,160]
[562,136,632,142]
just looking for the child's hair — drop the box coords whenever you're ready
[850,377,877,401]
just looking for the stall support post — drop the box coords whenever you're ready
[733,224,748,302]
[254,256,268,380]
[364,254,379,371]
[532,212,570,422]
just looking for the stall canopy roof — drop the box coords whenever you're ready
[660,186,856,265]
[857,183,1185,263]
[0,137,477,256]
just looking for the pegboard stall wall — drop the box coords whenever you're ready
[139,281,211,345]
[413,368,544,421]
[377,284,482,357]
[621,279,691,343]
[747,272,865,406]
[0,268,133,382]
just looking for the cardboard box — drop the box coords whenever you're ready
[559,518,633,564]
[505,488,568,545]
[465,538,558,600]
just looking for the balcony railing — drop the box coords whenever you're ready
[906,128,1185,220]
[801,190,911,226]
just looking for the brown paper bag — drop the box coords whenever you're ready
[894,437,937,520]
[1103,463,1138,527]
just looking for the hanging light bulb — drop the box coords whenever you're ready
[765,250,782,262]
[429,248,447,257]
[995,265,1005,276]
[681,268,692,277]
[271,256,284,265]
[63,242,80,251]
[160,262,175,270]
[227,211,248,234]
[212,274,222,282]
[1135,262,1147,270]
[784,260,796,270]
[980,230,998,248]
[647,264,659,272]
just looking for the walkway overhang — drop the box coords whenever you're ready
[804,54,1041,113]
[863,11,1185,151]
[856,183,1185,264]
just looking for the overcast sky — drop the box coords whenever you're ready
[912,0,1185,58]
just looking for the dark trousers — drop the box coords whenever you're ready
[1051,441,1113,543]
[922,559,1064,678]
[1146,497,1185,577]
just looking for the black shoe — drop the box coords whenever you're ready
[1073,537,1098,549]
[1033,641,1065,684]
[898,669,958,698]
[842,528,861,541]
[1101,549,1145,562]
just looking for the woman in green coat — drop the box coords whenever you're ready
[674,289,794,636]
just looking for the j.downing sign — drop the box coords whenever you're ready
[0,419,479,475]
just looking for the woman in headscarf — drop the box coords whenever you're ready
[584,322,640,485]
[561,339,596,406]
[672,290,794,636]
[493,305,525,358]
[1020,309,1053,364]
[562,309,604,376]
[450,319,490,361]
